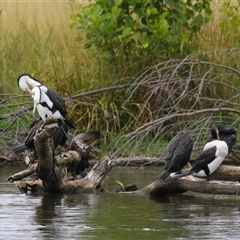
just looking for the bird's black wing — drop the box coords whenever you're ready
[46,88,67,117]
[12,119,44,154]
[190,146,216,171]
[220,124,236,135]
[52,120,68,147]
[46,88,76,128]
[165,133,194,171]
[156,133,193,180]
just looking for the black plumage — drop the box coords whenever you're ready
[156,133,194,180]
[13,119,68,166]
[208,124,236,151]
[178,146,217,180]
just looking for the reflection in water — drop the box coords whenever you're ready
[1,166,240,239]
[34,193,101,239]
[152,194,240,239]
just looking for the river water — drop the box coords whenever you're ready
[1,165,240,239]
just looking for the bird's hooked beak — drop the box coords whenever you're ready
[216,128,220,139]
[26,87,32,94]
[33,101,39,113]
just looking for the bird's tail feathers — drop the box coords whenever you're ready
[59,124,68,139]
[64,119,75,129]
[174,171,193,178]
[156,170,171,180]
[12,144,27,154]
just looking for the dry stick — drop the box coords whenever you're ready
[127,107,240,137]
[7,164,36,182]
[0,107,32,120]
[197,60,240,76]
[70,84,134,100]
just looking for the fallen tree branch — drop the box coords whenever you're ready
[109,156,163,166]
[7,163,36,182]
[139,165,240,197]
[62,156,114,193]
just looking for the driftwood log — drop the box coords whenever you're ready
[8,120,114,194]
[8,120,240,197]
[139,165,240,197]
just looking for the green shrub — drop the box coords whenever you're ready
[71,0,212,60]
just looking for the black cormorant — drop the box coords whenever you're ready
[12,119,68,167]
[156,133,194,180]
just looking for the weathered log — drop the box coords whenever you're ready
[61,156,114,193]
[56,151,80,179]
[13,156,114,194]
[33,120,62,192]
[201,164,240,181]
[8,120,240,197]
[140,165,240,197]
[8,120,114,194]
[7,163,37,182]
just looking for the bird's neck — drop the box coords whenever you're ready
[27,78,41,87]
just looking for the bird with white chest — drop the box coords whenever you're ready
[174,123,236,181]
[18,74,75,129]
[176,139,228,180]
[192,140,228,179]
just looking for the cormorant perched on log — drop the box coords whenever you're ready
[70,130,101,177]
[12,119,68,167]
[156,133,194,180]
[176,139,229,181]
[18,74,75,130]
[208,124,236,151]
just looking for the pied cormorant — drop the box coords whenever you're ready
[156,133,194,180]
[177,139,228,180]
[18,74,75,129]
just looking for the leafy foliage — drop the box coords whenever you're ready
[71,0,212,58]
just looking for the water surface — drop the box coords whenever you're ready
[1,166,240,239]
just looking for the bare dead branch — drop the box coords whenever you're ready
[0,107,32,120]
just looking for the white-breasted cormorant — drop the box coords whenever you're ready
[18,74,75,129]
[177,139,229,180]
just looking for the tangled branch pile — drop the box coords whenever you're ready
[1,50,240,165]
